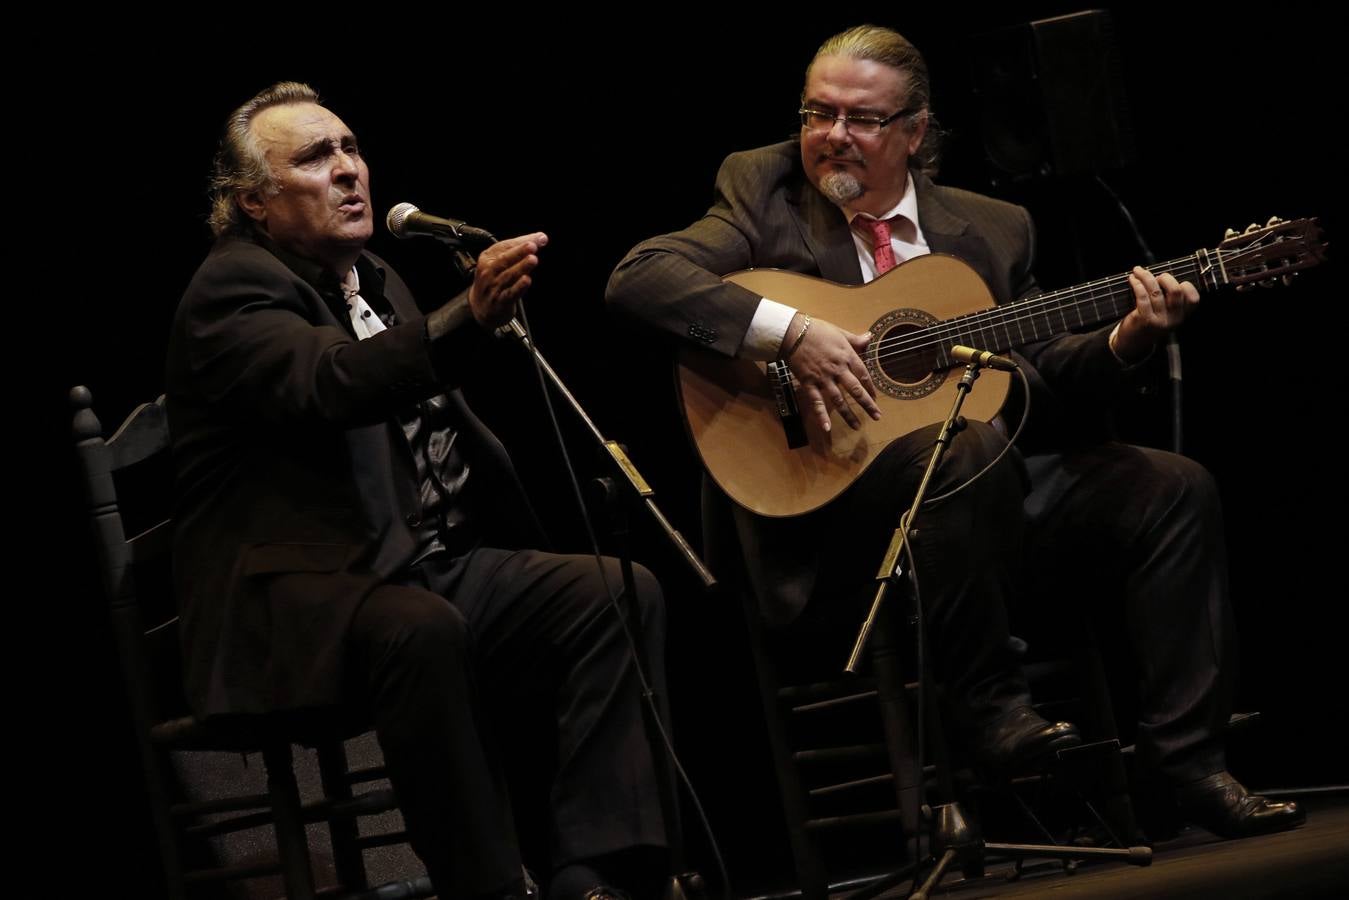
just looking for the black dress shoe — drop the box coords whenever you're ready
[1176,771,1306,839]
[580,889,630,900]
[470,867,538,900]
[549,864,631,900]
[970,705,1081,771]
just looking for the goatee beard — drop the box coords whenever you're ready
[819,170,863,205]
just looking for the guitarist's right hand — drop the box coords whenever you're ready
[782,312,881,433]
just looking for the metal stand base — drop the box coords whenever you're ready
[846,801,1150,900]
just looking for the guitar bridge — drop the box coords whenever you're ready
[766,361,809,449]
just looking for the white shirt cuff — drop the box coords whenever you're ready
[740,298,799,360]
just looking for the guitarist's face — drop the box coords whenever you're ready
[801,55,927,218]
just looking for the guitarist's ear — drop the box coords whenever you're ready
[905,110,929,160]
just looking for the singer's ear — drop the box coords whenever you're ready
[237,190,267,224]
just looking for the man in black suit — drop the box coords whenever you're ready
[168,82,667,899]
[606,25,1301,839]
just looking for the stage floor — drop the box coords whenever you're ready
[835,795,1349,900]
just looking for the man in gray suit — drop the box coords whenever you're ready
[607,25,1301,839]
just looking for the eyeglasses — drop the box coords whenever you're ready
[799,106,918,136]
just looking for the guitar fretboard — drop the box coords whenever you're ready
[875,250,1218,369]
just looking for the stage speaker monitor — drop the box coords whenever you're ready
[969,9,1136,180]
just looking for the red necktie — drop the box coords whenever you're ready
[863,217,897,274]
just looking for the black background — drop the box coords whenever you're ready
[31,6,1343,896]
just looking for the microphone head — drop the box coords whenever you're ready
[386,202,420,238]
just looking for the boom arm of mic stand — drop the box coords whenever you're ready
[498,318,717,591]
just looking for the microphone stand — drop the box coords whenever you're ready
[497,317,716,592]
[1093,174,1184,454]
[434,231,713,586]
[845,357,982,674]
[841,355,1151,900]
[498,315,714,900]
[434,227,716,894]
[446,244,480,287]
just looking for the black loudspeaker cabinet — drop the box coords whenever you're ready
[970,9,1136,182]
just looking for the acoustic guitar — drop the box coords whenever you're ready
[676,217,1326,517]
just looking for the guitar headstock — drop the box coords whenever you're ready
[1217,216,1327,290]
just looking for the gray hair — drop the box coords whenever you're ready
[806,25,943,176]
[208,82,321,236]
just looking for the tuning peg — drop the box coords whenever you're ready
[1266,215,1285,227]
[1245,223,1261,234]
[1225,227,1239,239]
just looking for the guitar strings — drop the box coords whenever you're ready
[863,234,1298,368]
[867,255,1202,366]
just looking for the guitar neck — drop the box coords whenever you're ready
[929,250,1217,365]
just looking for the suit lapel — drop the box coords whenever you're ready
[785,168,993,289]
[913,174,997,290]
[786,174,864,284]
[363,255,421,326]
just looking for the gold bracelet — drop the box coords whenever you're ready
[785,315,812,359]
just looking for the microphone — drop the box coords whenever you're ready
[386,202,496,246]
[950,345,1018,372]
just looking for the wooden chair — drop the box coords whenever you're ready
[72,385,434,900]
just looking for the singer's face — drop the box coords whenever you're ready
[243,102,374,271]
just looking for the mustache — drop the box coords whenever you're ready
[821,151,864,164]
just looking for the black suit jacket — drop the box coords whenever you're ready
[167,234,540,718]
[607,140,1131,622]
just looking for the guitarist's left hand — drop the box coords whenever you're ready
[1111,266,1200,363]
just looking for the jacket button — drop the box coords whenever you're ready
[405,513,422,527]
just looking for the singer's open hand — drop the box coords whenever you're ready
[469,232,549,328]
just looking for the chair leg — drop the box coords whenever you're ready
[766,689,830,900]
[1071,637,1141,842]
[317,740,369,891]
[149,747,189,900]
[264,743,317,900]
[872,609,925,841]
[743,596,830,900]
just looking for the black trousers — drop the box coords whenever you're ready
[344,548,667,897]
[776,420,1033,731]
[776,424,1233,783]
[1022,443,1234,784]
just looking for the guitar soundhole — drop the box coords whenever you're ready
[867,309,945,400]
